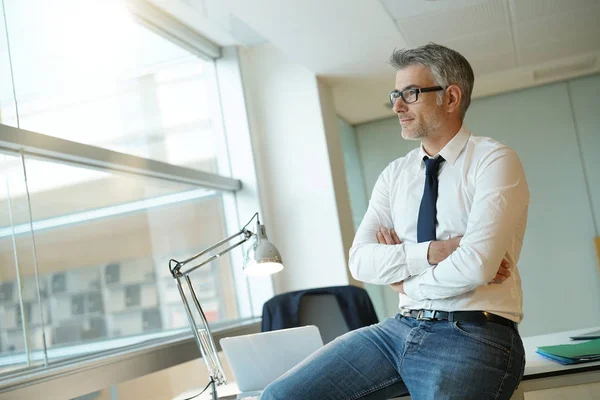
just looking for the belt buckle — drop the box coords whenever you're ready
[416,310,433,321]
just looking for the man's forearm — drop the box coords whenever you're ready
[349,242,429,285]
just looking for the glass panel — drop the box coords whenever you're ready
[0,152,31,374]
[3,0,223,174]
[0,156,245,374]
[0,0,17,125]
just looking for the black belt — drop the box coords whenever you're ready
[401,309,517,329]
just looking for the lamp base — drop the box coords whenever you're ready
[208,381,261,400]
[206,381,260,400]
[210,380,218,400]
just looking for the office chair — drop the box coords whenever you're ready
[297,293,350,344]
[261,285,379,344]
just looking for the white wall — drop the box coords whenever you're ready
[237,43,355,294]
[351,74,600,337]
[569,74,600,235]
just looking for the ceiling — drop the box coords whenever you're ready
[151,0,600,124]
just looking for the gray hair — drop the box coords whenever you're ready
[389,43,474,119]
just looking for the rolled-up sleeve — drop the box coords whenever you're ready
[349,165,431,285]
[404,146,529,301]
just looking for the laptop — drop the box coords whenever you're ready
[220,325,324,393]
[570,329,600,341]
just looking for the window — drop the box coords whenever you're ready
[0,0,263,379]
[0,158,240,369]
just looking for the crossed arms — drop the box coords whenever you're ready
[376,227,511,295]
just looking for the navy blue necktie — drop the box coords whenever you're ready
[417,156,445,243]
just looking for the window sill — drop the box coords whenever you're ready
[0,317,261,400]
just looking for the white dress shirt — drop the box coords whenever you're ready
[349,126,529,323]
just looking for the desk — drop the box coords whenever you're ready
[173,326,600,399]
[518,326,600,393]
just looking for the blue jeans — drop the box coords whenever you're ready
[261,314,525,400]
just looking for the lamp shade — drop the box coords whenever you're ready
[244,223,284,276]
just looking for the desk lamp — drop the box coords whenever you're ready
[169,213,283,400]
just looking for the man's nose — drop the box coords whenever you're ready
[393,98,407,114]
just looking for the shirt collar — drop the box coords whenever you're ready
[418,125,470,166]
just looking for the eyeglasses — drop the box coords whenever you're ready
[389,86,445,106]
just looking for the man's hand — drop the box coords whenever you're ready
[376,226,401,245]
[489,258,511,284]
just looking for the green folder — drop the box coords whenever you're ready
[537,338,600,365]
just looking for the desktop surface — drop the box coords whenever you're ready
[522,326,600,378]
[173,382,258,400]
[173,326,600,399]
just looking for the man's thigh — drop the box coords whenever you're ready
[261,317,411,400]
[401,319,525,400]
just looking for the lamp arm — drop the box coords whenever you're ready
[169,211,260,278]
[170,230,252,277]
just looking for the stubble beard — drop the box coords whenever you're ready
[401,109,444,141]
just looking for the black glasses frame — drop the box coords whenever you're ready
[389,86,445,106]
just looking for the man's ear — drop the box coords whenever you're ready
[445,85,462,114]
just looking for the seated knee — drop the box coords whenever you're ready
[261,379,289,400]
[260,384,278,400]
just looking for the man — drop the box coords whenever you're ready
[261,43,529,400]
